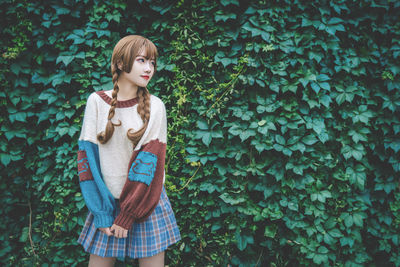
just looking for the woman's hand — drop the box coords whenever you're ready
[110,224,128,238]
[98,227,113,236]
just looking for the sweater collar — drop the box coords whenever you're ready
[96,90,139,108]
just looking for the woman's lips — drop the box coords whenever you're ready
[141,75,149,80]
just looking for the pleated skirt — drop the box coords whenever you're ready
[77,186,181,259]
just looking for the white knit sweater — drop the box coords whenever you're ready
[79,90,166,198]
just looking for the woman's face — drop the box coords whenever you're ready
[120,47,156,88]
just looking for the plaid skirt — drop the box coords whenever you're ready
[77,185,181,259]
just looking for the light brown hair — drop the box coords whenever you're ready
[97,35,158,146]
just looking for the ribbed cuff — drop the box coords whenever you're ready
[93,213,114,228]
[114,211,135,230]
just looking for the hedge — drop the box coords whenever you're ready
[1,0,400,266]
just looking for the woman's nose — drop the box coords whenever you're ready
[144,62,152,72]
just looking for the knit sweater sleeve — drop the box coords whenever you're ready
[77,92,116,228]
[113,97,167,230]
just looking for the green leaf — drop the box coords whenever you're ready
[202,132,212,146]
[288,202,298,211]
[1,153,11,166]
[219,193,245,205]
[328,17,344,24]
[68,126,79,137]
[197,120,208,130]
[200,182,216,193]
[353,213,363,227]
[56,55,74,66]
[56,112,65,121]
[344,214,354,227]
[214,12,237,22]
[19,227,29,242]
[318,246,329,253]
[76,200,85,210]
[336,93,346,105]
[312,119,325,134]
[258,120,266,126]
[321,190,332,199]
[302,134,318,145]
[329,228,343,238]
[320,95,332,108]
[228,124,242,136]
[264,224,277,238]
[239,129,255,141]
[235,230,247,251]
[313,254,328,265]
[65,109,75,119]
[14,112,27,122]
[221,0,239,5]
[11,63,22,74]
[211,224,221,231]
[311,82,320,93]
[317,74,331,81]
[57,127,69,136]
[275,135,285,145]
[319,82,331,91]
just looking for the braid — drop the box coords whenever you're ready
[127,86,150,147]
[137,86,150,123]
[97,65,122,144]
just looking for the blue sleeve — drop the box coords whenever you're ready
[78,140,116,228]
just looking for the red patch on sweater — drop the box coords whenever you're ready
[77,150,94,182]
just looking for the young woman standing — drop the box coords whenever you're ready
[76,35,181,267]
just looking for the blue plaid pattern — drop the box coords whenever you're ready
[77,186,181,258]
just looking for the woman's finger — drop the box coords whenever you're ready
[105,228,113,236]
[99,227,113,236]
[108,224,128,238]
[113,228,119,238]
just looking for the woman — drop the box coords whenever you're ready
[76,35,181,267]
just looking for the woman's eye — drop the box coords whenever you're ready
[151,61,155,66]
[137,58,144,62]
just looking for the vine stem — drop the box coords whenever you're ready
[28,200,37,256]
[204,61,246,117]
[173,164,201,192]
[165,137,178,172]
[255,248,264,267]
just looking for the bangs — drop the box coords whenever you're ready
[138,40,158,60]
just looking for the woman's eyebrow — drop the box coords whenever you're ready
[136,55,155,62]
[136,54,155,59]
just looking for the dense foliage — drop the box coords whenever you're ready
[1,0,400,266]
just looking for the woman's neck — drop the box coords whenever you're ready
[116,78,138,100]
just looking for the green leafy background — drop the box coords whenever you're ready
[1,0,400,266]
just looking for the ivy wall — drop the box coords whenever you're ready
[1,0,400,266]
